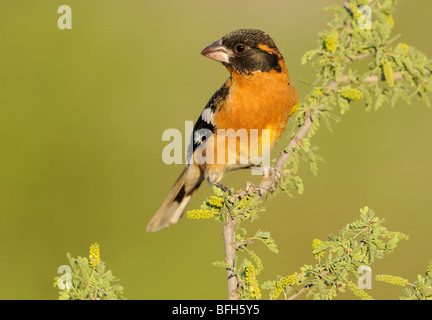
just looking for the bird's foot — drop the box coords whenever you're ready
[245,181,268,199]
[263,167,282,193]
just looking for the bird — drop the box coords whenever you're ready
[146,29,299,232]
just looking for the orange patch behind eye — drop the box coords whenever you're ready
[257,43,287,73]
[257,44,281,57]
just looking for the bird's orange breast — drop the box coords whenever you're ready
[214,69,298,148]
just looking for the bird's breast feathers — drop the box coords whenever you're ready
[214,70,298,145]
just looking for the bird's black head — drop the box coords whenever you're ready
[201,29,285,75]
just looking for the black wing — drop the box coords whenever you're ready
[186,80,231,165]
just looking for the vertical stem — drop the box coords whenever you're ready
[223,207,239,300]
[85,269,96,300]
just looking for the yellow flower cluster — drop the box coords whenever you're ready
[401,43,410,52]
[427,261,432,277]
[381,59,394,87]
[270,272,300,300]
[312,238,321,248]
[387,14,394,28]
[89,243,100,270]
[347,281,374,300]
[349,3,363,21]
[313,89,324,96]
[341,88,364,100]
[312,238,324,259]
[186,209,214,220]
[376,274,409,287]
[324,32,339,53]
[308,89,325,103]
[207,196,224,209]
[245,265,261,300]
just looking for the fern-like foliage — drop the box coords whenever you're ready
[54,243,126,300]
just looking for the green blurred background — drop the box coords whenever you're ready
[1,0,431,300]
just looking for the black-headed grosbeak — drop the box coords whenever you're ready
[147,29,298,232]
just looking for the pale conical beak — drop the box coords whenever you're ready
[200,39,232,64]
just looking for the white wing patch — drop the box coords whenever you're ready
[194,128,212,145]
[200,108,214,124]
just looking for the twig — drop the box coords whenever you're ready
[287,283,314,300]
[339,68,431,84]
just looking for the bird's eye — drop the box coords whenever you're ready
[235,44,245,53]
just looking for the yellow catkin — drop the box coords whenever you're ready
[376,274,409,287]
[341,88,363,100]
[89,243,100,270]
[186,209,214,220]
[270,273,300,300]
[381,59,394,88]
[347,281,374,300]
[384,231,409,240]
[245,265,261,300]
[312,238,324,259]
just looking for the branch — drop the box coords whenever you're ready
[223,205,239,300]
[339,68,431,84]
